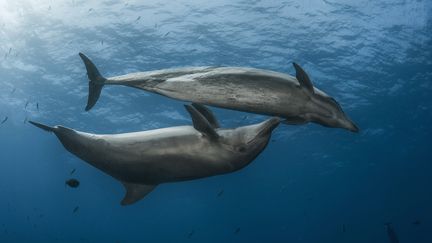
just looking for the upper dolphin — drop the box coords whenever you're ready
[29,104,280,206]
[79,53,359,132]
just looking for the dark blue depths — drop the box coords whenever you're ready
[0,0,431,242]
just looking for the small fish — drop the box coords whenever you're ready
[164,31,171,37]
[11,87,16,94]
[135,16,141,21]
[88,8,93,12]
[70,168,76,175]
[25,101,29,109]
[187,230,194,238]
[73,206,79,213]
[234,227,240,234]
[217,189,224,197]
[412,220,421,226]
[8,47,12,55]
[36,103,39,111]
[385,223,399,243]
[65,178,80,188]
[1,116,7,124]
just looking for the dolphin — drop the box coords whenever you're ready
[29,104,280,206]
[79,53,358,132]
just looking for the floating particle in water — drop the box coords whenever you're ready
[136,16,141,21]
[217,189,224,197]
[70,168,76,175]
[234,227,240,234]
[73,206,79,213]
[1,116,7,124]
[385,223,399,243]
[187,230,195,238]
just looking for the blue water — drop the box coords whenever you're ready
[1,0,431,242]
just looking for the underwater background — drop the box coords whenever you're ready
[0,0,431,242]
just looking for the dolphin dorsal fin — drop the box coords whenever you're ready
[191,103,220,128]
[185,104,219,140]
[293,62,314,93]
[121,182,156,206]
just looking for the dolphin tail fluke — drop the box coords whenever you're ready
[78,52,107,111]
[29,121,55,132]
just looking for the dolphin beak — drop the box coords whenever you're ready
[257,117,281,137]
[343,117,359,133]
[349,122,360,133]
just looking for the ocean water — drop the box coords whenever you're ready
[0,0,431,242]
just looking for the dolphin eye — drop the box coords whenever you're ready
[237,146,246,152]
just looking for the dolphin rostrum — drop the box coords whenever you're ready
[30,104,280,206]
[79,53,359,132]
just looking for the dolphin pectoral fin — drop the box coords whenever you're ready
[184,104,219,140]
[293,62,314,93]
[282,116,309,125]
[121,182,156,206]
[191,103,220,128]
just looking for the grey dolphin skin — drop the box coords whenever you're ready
[29,104,280,206]
[79,53,358,132]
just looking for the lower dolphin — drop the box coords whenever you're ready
[30,104,280,205]
[79,53,359,132]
